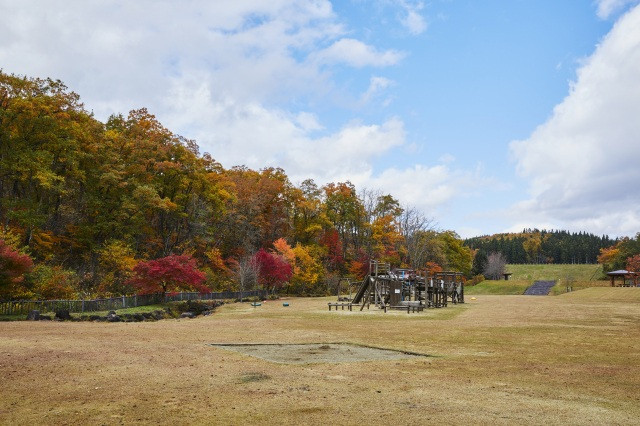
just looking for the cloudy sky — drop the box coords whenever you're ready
[1,0,639,238]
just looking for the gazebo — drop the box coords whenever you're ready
[606,270,639,287]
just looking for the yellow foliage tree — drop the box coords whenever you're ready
[97,240,138,296]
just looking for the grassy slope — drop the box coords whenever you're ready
[507,263,604,281]
[1,291,639,424]
[466,264,609,295]
[464,280,531,295]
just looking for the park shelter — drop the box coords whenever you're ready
[606,270,639,287]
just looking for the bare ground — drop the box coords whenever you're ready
[1,288,639,425]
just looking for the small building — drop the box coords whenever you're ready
[606,270,639,287]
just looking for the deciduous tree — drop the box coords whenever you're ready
[253,248,292,292]
[484,252,507,280]
[626,254,640,273]
[0,240,33,299]
[127,255,207,294]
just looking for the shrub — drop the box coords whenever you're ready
[468,274,485,286]
[27,265,77,300]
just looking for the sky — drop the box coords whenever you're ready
[1,0,639,238]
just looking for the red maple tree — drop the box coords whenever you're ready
[319,229,344,271]
[253,248,292,292]
[127,254,208,294]
[627,254,640,273]
[0,240,34,297]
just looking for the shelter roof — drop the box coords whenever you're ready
[607,270,637,276]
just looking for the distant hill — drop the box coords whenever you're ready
[464,229,615,264]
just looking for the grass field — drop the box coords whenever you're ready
[464,280,532,295]
[1,289,639,424]
[507,263,604,281]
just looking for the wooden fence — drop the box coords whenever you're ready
[0,289,267,316]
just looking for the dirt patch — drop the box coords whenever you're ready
[210,343,429,364]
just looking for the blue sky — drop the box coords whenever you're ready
[1,0,639,238]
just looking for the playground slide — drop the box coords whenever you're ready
[351,277,370,304]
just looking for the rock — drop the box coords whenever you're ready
[107,310,116,315]
[89,315,101,321]
[55,309,72,320]
[106,312,121,322]
[27,310,40,321]
[39,315,52,321]
[180,312,196,319]
[202,310,212,316]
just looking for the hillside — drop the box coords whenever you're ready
[505,264,604,281]
[465,264,608,296]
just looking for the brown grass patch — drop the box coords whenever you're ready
[1,290,639,424]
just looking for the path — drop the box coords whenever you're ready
[524,280,556,295]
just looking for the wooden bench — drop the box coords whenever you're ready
[386,305,424,313]
[328,303,353,311]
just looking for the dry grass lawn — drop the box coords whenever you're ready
[1,288,639,425]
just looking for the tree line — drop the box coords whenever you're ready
[0,71,473,301]
[464,229,616,265]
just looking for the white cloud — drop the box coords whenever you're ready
[359,76,394,105]
[312,38,405,67]
[595,0,640,19]
[398,1,427,35]
[366,161,492,218]
[167,75,404,181]
[0,0,344,117]
[509,5,640,237]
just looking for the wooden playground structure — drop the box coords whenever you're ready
[329,260,464,313]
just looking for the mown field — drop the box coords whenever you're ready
[1,287,639,425]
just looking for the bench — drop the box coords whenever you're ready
[328,303,353,311]
[386,304,424,313]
